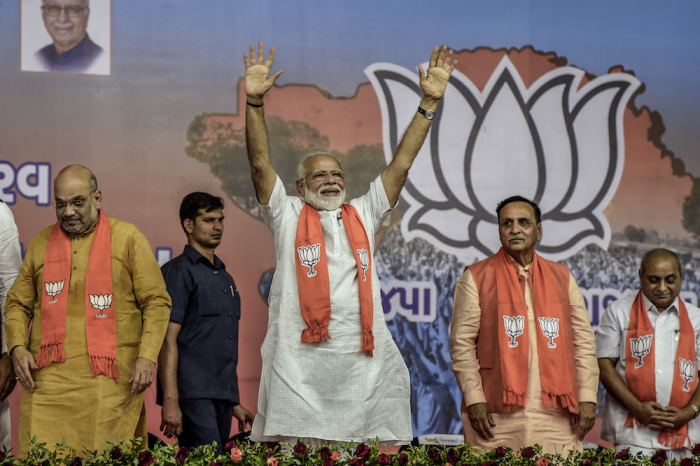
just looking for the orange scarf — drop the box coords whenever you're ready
[495,247,578,412]
[40,210,118,380]
[295,204,374,357]
[624,291,696,449]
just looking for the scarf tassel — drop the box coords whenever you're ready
[36,341,65,368]
[503,388,526,407]
[624,412,638,428]
[301,325,331,344]
[362,329,374,357]
[659,429,689,450]
[90,355,119,381]
[542,392,577,410]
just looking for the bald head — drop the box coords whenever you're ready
[640,248,682,277]
[54,165,101,235]
[639,248,682,313]
[55,164,97,191]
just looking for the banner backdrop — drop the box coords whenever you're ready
[2,0,700,449]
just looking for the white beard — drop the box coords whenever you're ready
[303,183,346,211]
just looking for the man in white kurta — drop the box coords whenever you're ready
[0,201,21,448]
[242,42,455,443]
[254,174,410,442]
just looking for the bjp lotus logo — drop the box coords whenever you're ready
[503,315,525,348]
[679,358,697,392]
[44,280,65,304]
[297,243,321,277]
[630,334,653,369]
[89,293,113,319]
[366,55,641,261]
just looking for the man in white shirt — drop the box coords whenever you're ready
[242,42,454,444]
[597,248,700,460]
[0,201,21,448]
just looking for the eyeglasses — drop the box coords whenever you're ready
[41,5,88,17]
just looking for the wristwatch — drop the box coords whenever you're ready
[691,403,700,419]
[417,106,435,120]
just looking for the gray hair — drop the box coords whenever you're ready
[296,150,340,180]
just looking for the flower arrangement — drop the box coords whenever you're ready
[1,436,699,465]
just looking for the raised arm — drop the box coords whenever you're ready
[244,42,284,205]
[381,45,455,206]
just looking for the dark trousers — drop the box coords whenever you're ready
[179,398,234,455]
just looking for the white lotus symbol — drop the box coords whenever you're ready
[538,317,560,348]
[357,248,369,281]
[680,358,697,392]
[89,293,113,318]
[297,243,321,277]
[503,315,525,348]
[630,334,653,369]
[366,56,641,261]
[44,280,65,304]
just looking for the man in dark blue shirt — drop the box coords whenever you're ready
[157,192,253,453]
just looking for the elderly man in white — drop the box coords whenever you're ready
[597,248,700,461]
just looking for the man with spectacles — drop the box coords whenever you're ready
[35,0,103,73]
[243,42,455,445]
[4,164,171,454]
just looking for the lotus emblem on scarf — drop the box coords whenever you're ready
[679,358,697,392]
[630,334,653,369]
[297,243,321,277]
[357,248,369,281]
[538,317,560,348]
[89,293,113,318]
[366,56,641,261]
[44,280,65,304]
[503,315,525,348]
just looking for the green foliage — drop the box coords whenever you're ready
[2,436,699,466]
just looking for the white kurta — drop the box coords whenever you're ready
[251,175,412,443]
[0,202,21,449]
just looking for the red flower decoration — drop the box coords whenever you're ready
[318,446,332,460]
[615,449,629,461]
[137,450,155,466]
[651,449,667,465]
[294,443,308,457]
[176,446,190,465]
[521,447,536,459]
[355,443,371,459]
[427,446,441,463]
[110,446,122,460]
[446,448,460,464]
[377,453,391,465]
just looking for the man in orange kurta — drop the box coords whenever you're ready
[4,165,171,454]
[449,195,599,455]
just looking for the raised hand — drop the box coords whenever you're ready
[244,42,284,103]
[417,45,456,101]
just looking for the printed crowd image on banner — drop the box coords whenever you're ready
[185,47,694,437]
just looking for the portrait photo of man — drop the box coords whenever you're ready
[20,0,111,76]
